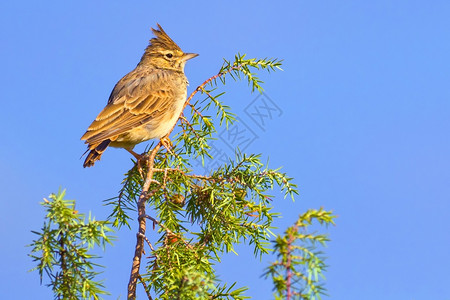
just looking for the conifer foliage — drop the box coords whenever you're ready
[30,55,335,299]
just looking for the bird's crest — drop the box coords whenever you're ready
[148,24,182,52]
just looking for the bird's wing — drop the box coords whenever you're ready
[81,69,180,145]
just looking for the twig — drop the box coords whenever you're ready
[152,167,216,182]
[145,215,173,235]
[127,143,161,299]
[180,116,202,140]
[138,274,153,300]
[138,232,155,252]
[176,277,188,300]
[200,87,216,102]
[188,103,204,118]
[179,64,243,129]
[286,232,294,300]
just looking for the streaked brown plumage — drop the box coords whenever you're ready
[81,24,198,167]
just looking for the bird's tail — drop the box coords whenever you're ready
[83,139,111,168]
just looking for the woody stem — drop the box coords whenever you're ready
[127,143,161,300]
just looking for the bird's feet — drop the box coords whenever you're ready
[126,148,142,160]
[160,136,174,155]
[125,148,147,178]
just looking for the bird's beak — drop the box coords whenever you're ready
[182,53,199,61]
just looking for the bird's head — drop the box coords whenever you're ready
[139,24,198,71]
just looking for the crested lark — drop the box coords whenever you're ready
[81,24,198,167]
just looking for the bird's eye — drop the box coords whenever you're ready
[166,53,173,58]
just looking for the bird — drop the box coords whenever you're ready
[81,24,198,167]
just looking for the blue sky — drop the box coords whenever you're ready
[1,1,450,299]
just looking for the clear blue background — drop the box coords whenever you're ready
[1,1,449,299]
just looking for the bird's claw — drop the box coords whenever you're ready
[160,136,174,155]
